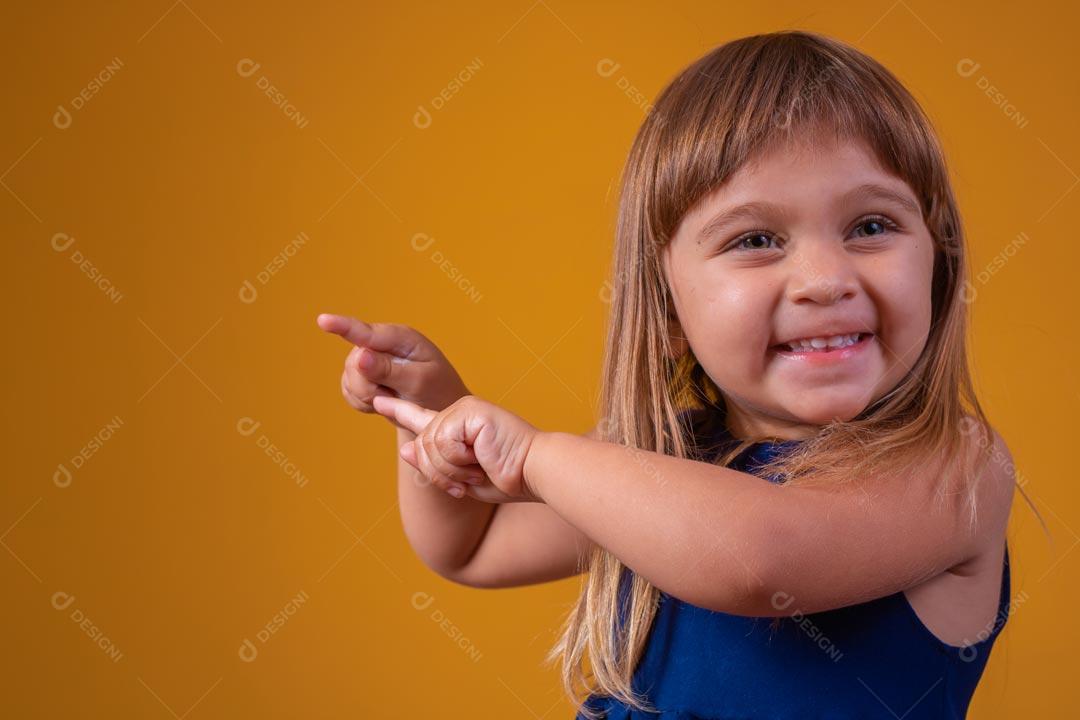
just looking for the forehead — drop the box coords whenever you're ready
[680,134,911,227]
[733,132,893,190]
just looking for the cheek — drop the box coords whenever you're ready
[683,273,776,369]
[872,244,935,356]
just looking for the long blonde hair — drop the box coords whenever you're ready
[543,30,1046,717]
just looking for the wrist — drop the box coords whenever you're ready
[522,430,556,503]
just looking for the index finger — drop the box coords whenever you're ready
[316,313,420,357]
[371,395,437,435]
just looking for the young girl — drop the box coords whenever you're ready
[318,31,1037,719]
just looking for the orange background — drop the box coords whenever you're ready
[3,1,1077,717]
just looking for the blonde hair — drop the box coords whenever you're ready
[542,30,1046,717]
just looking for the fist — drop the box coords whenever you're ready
[372,394,543,503]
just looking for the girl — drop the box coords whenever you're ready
[319,31,1038,719]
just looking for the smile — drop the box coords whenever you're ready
[771,333,875,362]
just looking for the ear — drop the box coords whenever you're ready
[666,305,689,359]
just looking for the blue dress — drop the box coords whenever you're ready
[577,420,1011,719]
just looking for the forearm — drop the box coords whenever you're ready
[524,431,782,614]
[395,425,496,578]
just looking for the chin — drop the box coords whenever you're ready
[785,396,871,425]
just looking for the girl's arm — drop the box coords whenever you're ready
[523,429,1015,616]
[398,425,597,587]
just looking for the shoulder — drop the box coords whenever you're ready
[957,420,1015,564]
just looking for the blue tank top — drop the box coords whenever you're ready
[577,419,1011,719]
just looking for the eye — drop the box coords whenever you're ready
[850,214,900,239]
[719,214,901,255]
[725,231,779,253]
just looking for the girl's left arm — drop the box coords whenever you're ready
[522,430,1015,617]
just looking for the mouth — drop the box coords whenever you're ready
[770,332,875,361]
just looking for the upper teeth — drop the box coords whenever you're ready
[785,333,861,352]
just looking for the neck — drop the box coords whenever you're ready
[723,401,820,442]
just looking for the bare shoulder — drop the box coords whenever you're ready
[900,423,1015,645]
[966,423,1015,558]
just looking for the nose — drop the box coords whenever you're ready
[785,239,859,305]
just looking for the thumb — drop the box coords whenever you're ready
[356,347,399,387]
[372,395,436,435]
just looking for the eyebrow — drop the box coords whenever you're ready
[696,182,922,244]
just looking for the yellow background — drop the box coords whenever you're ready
[3,1,1077,717]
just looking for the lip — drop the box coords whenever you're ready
[771,333,875,364]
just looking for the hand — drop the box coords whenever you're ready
[316,314,470,424]
[372,394,543,503]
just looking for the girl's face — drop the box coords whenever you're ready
[663,134,936,440]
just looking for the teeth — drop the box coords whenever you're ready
[785,333,862,352]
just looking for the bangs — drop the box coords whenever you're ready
[640,31,946,247]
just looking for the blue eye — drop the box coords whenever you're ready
[851,215,899,238]
[722,214,901,254]
[728,232,778,252]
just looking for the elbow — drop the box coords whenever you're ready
[695,520,799,617]
[429,562,513,590]
[690,526,779,617]
[685,567,776,617]
[429,563,486,589]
